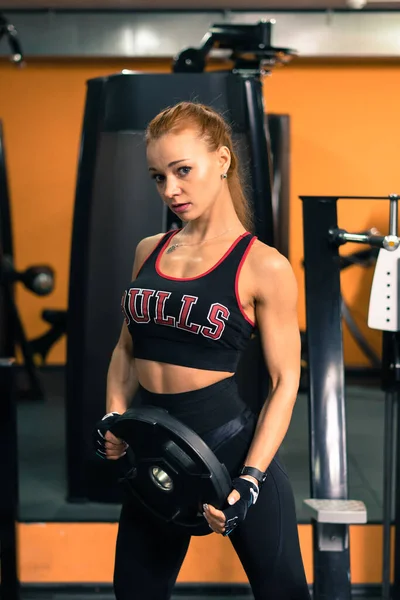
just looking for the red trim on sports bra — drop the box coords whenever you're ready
[156,230,252,282]
[135,231,174,279]
[235,235,257,327]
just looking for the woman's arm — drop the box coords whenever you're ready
[106,325,138,414]
[204,246,301,533]
[105,233,165,415]
[241,246,301,477]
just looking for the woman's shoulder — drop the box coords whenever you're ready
[247,238,295,282]
[131,232,168,277]
[136,232,166,257]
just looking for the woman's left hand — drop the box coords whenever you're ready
[203,505,225,534]
[203,477,259,535]
[203,487,239,534]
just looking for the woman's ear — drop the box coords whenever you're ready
[218,145,231,173]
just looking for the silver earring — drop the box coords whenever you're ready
[221,173,227,179]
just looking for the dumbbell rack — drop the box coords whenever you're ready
[301,194,400,600]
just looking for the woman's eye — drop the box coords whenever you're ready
[152,167,190,184]
[152,174,165,184]
[178,166,191,176]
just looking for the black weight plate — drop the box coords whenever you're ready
[110,406,232,536]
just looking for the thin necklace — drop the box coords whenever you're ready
[166,227,235,254]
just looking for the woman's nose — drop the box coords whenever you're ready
[163,176,181,199]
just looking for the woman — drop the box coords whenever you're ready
[95,101,310,600]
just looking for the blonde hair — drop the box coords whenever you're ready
[145,102,253,232]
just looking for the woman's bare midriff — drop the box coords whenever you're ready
[135,358,234,394]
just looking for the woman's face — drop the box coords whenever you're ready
[146,128,230,221]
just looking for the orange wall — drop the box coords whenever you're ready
[18,522,391,585]
[0,58,395,365]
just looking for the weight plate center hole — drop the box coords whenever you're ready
[149,466,174,492]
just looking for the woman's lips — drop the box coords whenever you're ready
[171,203,191,213]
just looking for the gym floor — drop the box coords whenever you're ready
[17,369,385,599]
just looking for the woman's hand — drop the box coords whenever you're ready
[103,430,128,460]
[203,503,227,535]
[93,412,127,460]
[203,477,259,535]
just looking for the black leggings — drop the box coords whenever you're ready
[113,378,311,600]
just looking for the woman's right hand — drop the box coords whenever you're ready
[103,430,128,460]
[93,412,127,460]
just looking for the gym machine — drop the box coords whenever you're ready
[66,20,294,503]
[0,17,67,399]
[367,196,400,600]
[0,20,23,599]
[0,120,66,400]
[0,357,19,600]
[301,193,399,600]
[0,172,19,598]
[299,242,382,391]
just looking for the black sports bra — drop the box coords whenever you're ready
[121,230,257,372]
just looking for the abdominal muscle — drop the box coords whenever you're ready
[135,358,234,394]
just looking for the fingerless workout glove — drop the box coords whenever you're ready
[222,477,259,537]
[93,412,120,459]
